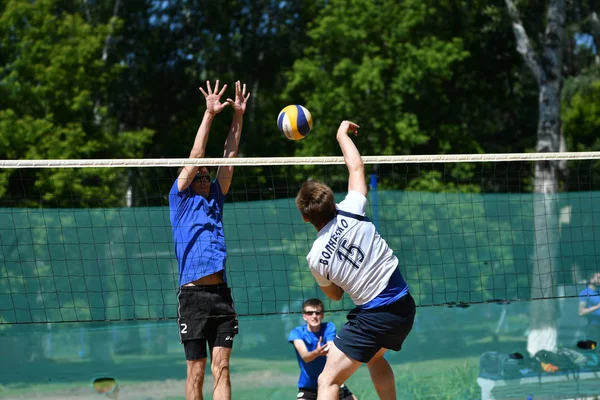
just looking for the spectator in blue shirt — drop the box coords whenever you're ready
[288,299,358,400]
[579,272,600,341]
[169,80,250,400]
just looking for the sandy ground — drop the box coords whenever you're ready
[0,371,298,400]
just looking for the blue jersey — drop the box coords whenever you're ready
[169,179,227,286]
[288,322,336,390]
[579,287,600,325]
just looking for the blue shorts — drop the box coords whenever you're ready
[334,293,415,363]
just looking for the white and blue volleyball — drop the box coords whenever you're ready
[277,105,313,140]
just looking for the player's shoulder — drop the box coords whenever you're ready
[169,180,191,203]
[169,179,181,195]
[290,324,307,336]
[288,324,307,343]
[307,225,333,255]
[337,190,367,215]
[580,288,592,297]
[322,321,336,331]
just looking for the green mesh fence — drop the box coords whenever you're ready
[1,191,600,399]
[2,191,599,324]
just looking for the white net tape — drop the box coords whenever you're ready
[1,151,600,168]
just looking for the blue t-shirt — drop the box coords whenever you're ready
[579,287,600,325]
[169,179,227,286]
[288,322,336,390]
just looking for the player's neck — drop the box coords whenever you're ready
[314,219,333,232]
[306,323,321,333]
[590,283,597,291]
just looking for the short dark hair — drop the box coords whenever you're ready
[302,298,324,312]
[296,180,336,228]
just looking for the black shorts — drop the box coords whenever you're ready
[335,293,416,363]
[177,284,238,360]
[297,384,354,400]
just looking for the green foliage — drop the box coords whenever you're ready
[285,0,468,158]
[1,0,599,200]
[561,67,600,189]
[283,0,539,192]
[406,170,482,193]
[102,0,326,203]
[0,0,153,207]
[563,70,600,152]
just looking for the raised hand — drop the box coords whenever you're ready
[226,80,251,114]
[337,120,360,137]
[199,80,229,115]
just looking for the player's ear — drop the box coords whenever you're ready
[302,215,309,223]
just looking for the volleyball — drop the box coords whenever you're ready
[277,105,313,140]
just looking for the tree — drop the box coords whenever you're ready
[283,0,542,193]
[101,0,325,205]
[0,0,153,207]
[504,0,566,356]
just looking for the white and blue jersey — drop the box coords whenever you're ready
[306,191,409,308]
[288,322,336,389]
[169,179,227,286]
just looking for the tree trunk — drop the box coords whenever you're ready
[506,0,565,357]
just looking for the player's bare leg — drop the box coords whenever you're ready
[210,346,232,400]
[186,358,207,400]
[317,342,362,400]
[367,348,396,400]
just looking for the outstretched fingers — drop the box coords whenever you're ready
[239,81,251,101]
[200,80,231,114]
[218,82,228,97]
[225,80,251,109]
[199,80,224,98]
[243,83,250,101]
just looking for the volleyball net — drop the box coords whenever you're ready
[2,153,600,324]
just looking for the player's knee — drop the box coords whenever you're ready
[210,358,230,377]
[317,373,335,389]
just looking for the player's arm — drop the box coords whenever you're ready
[336,120,367,197]
[178,80,229,192]
[216,80,251,195]
[320,283,344,301]
[292,338,328,363]
[310,268,344,301]
[579,300,600,316]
